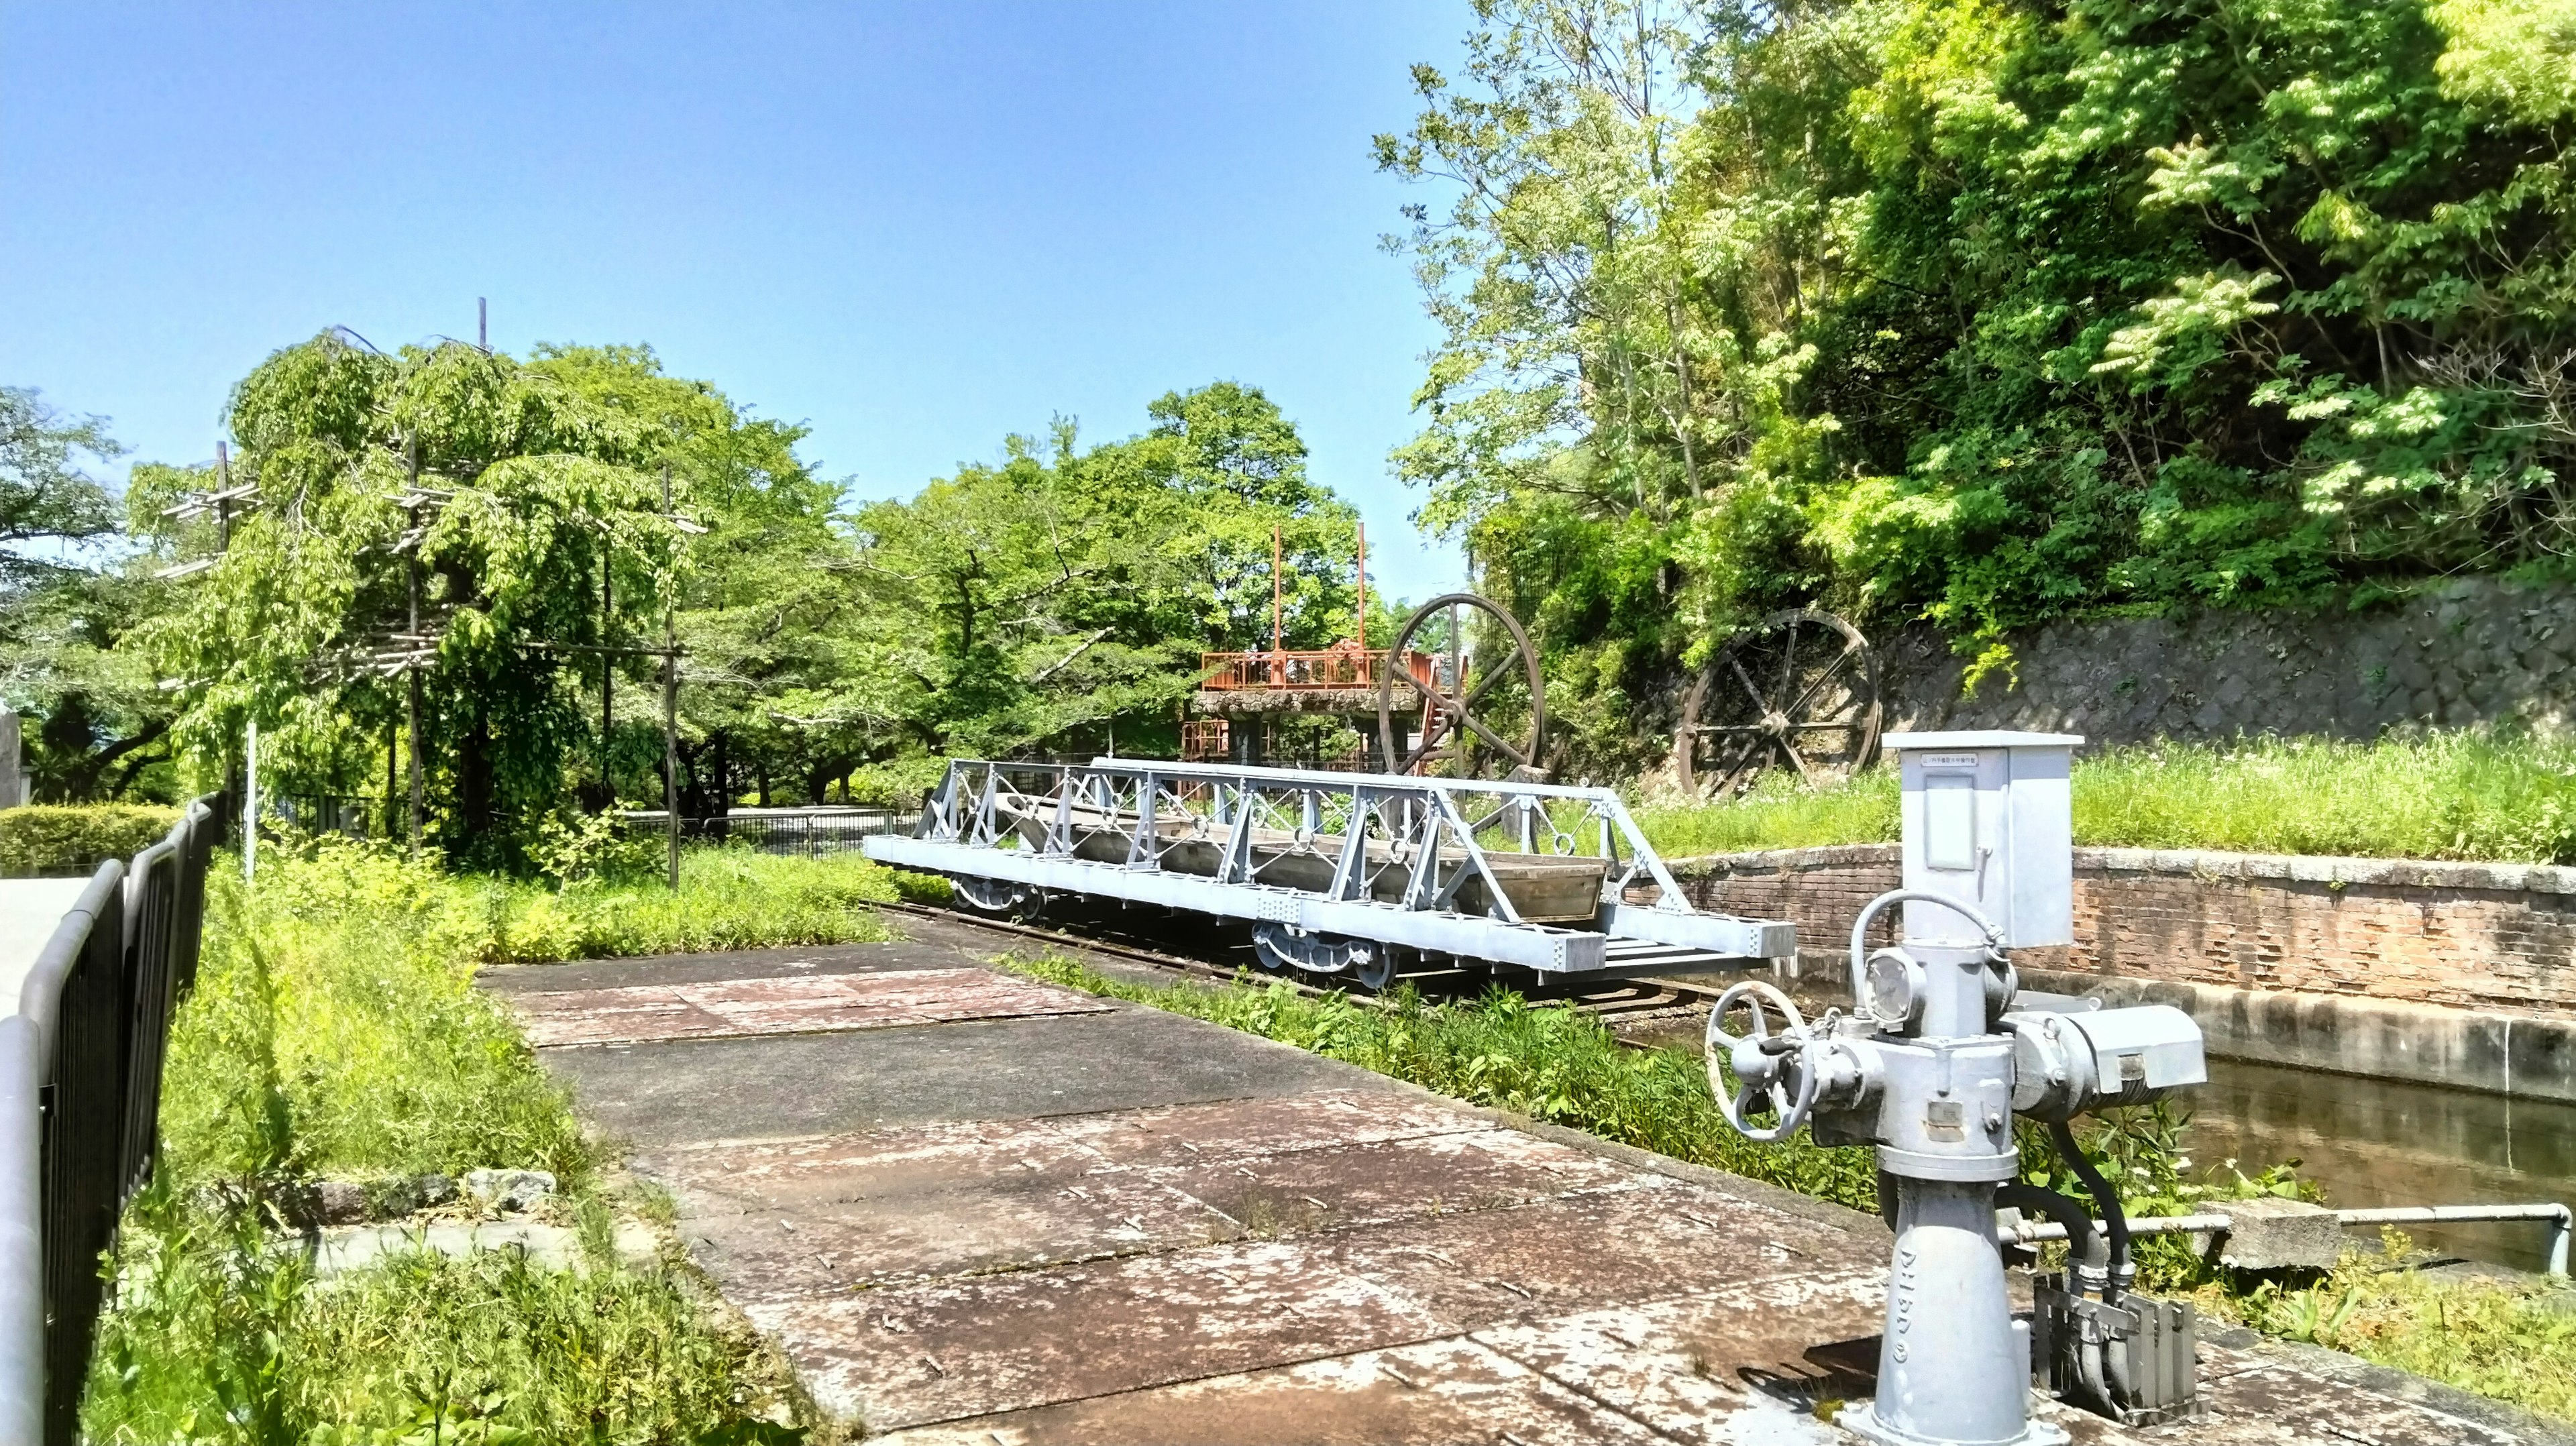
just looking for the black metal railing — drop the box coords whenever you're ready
[3,797,217,1443]
[619,805,907,858]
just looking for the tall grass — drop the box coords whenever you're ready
[2072,732,2576,863]
[1631,769,1900,857]
[82,839,885,1441]
[1637,730,2576,865]
[2237,1231,2576,1422]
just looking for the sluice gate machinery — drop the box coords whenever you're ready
[863,758,1794,987]
[1707,732,2212,1445]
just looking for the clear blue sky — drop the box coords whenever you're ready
[1,1,1473,599]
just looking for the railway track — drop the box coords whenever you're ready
[880,899,1729,1039]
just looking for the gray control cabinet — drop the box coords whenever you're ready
[1884,731,2080,948]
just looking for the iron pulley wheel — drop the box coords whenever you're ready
[1376,592,1546,779]
[1705,979,1821,1144]
[1675,608,1880,796]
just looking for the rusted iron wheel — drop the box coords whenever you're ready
[1376,592,1546,779]
[1675,608,1880,795]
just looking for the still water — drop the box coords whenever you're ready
[2187,1057,2576,1274]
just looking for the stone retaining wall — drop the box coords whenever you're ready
[1870,576,2576,744]
[1666,842,2576,1097]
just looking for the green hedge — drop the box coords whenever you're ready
[0,804,184,878]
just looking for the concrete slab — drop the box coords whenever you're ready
[506,968,1109,1048]
[512,939,2576,1446]
[869,1335,1676,1446]
[542,1007,1383,1148]
[749,1233,1454,1431]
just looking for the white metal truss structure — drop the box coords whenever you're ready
[864,759,1794,979]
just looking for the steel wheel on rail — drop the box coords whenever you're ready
[1252,924,1397,993]
[951,874,1046,922]
[1376,592,1546,779]
[1674,608,1880,797]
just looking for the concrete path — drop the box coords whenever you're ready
[482,915,2575,1445]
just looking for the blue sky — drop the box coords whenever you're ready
[1,1,1474,599]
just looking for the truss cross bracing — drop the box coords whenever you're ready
[864,759,1795,979]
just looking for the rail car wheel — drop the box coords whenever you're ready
[951,874,1046,921]
[1675,608,1880,796]
[1252,924,1395,992]
[1377,592,1546,780]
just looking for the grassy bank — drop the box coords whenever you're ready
[1637,730,2576,865]
[84,838,918,1442]
[1012,956,2576,1423]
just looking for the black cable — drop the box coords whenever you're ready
[2049,1118,2131,1306]
[1999,1180,2106,1282]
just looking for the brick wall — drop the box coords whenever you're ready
[1668,845,2576,1019]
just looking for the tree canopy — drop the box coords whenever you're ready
[63,333,1366,856]
[1381,0,2576,768]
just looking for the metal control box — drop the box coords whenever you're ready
[1884,731,2080,948]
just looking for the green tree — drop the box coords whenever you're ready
[1383,0,2576,773]
[130,331,692,865]
[847,382,1364,757]
[0,387,180,800]
[525,343,869,812]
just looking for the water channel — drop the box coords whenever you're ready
[2189,1056,2576,1274]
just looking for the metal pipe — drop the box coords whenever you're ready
[0,1018,40,1445]
[2004,1205,2570,1277]
[2339,1205,2573,1276]
[1844,889,2006,1015]
[1,867,122,1441]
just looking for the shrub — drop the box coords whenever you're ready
[0,803,183,877]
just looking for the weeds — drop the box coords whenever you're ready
[1638,729,2576,865]
[2226,1232,2576,1421]
[83,838,841,1442]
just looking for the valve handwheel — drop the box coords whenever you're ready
[1706,980,1821,1144]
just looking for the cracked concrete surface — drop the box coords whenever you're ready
[484,916,2576,1445]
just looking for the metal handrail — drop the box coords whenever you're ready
[1199,647,1438,691]
[2003,1201,2573,1277]
[0,798,218,1443]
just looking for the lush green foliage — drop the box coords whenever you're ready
[1635,729,2576,863]
[0,802,182,877]
[0,387,178,801]
[127,334,704,865]
[93,1199,796,1446]
[844,383,1366,758]
[88,844,818,1442]
[1383,0,2576,772]
[2229,1231,2576,1421]
[2071,730,2576,861]
[164,852,590,1184]
[101,333,1381,846]
[1633,769,1902,856]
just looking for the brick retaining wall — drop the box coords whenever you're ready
[1664,842,2576,1096]
[1667,844,2576,1019]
